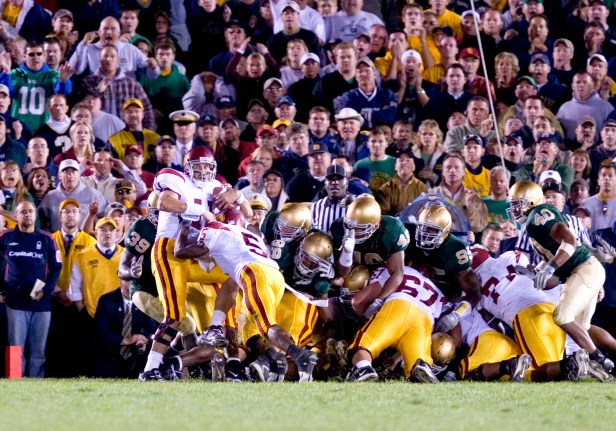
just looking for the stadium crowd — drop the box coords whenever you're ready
[1,0,616,383]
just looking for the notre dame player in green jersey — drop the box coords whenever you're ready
[330,195,409,319]
[117,193,196,338]
[261,203,312,268]
[508,180,614,373]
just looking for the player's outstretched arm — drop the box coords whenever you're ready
[174,226,210,259]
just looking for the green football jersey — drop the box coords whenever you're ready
[124,217,158,298]
[330,216,409,271]
[10,68,59,132]
[404,223,472,298]
[525,203,591,280]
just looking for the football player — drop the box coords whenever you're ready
[346,266,446,383]
[471,246,606,381]
[330,194,410,319]
[261,202,312,264]
[507,180,614,373]
[402,204,481,308]
[139,147,250,381]
[174,210,319,382]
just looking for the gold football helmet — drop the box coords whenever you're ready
[344,194,381,244]
[416,204,452,250]
[146,191,159,224]
[507,180,543,223]
[342,266,371,294]
[294,231,334,278]
[275,203,311,242]
[431,332,456,366]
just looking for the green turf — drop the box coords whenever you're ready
[1,380,615,431]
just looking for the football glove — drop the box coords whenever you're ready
[342,228,356,253]
[318,259,335,279]
[363,298,384,319]
[595,236,616,264]
[534,264,555,291]
[434,312,461,333]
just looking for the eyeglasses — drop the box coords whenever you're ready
[60,209,79,215]
[116,189,134,195]
[27,52,44,57]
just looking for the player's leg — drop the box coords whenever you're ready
[512,303,565,367]
[395,308,437,383]
[276,291,319,348]
[460,330,528,381]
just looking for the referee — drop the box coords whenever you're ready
[311,165,355,232]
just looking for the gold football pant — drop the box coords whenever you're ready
[513,302,565,368]
[459,330,521,379]
[240,263,285,336]
[152,237,191,321]
[276,291,319,348]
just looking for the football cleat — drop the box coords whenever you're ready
[159,356,183,380]
[225,358,249,382]
[138,368,165,382]
[294,349,318,382]
[588,360,615,383]
[411,358,439,384]
[211,353,225,382]
[346,365,378,382]
[505,354,531,382]
[267,349,288,383]
[249,355,271,382]
[198,325,229,349]
[565,349,590,380]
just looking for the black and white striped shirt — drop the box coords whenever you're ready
[311,197,351,233]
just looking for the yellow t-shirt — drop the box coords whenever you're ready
[408,35,441,65]
[463,167,491,198]
[1,3,20,28]
[428,8,463,41]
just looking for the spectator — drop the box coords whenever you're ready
[336,57,398,130]
[273,122,309,182]
[0,200,61,378]
[436,153,488,235]
[528,53,569,113]
[268,1,321,64]
[68,16,159,80]
[26,167,52,207]
[22,136,54,184]
[461,134,490,198]
[459,47,494,101]
[0,160,34,228]
[83,88,125,144]
[52,122,95,169]
[423,64,473,130]
[82,45,156,131]
[108,98,160,164]
[395,49,427,129]
[288,53,322,123]
[568,178,591,210]
[67,216,124,318]
[565,114,597,152]
[0,114,26,168]
[354,128,396,192]
[0,0,52,42]
[427,0,462,40]
[38,159,107,232]
[581,158,616,234]
[412,118,445,187]
[551,38,575,91]
[375,148,427,216]
[492,52,520,107]
[70,103,107,152]
[118,8,150,46]
[481,224,505,257]
[385,120,414,157]
[0,41,73,134]
[444,96,497,153]
[422,35,458,89]
[285,142,330,202]
[556,72,614,139]
[219,117,258,185]
[142,135,182,174]
[35,94,72,160]
[122,145,154,202]
[238,160,265,195]
[186,0,226,75]
[483,166,511,224]
[241,99,270,144]
[569,149,592,182]
[209,20,249,80]
[262,168,289,211]
[589,119,616,188]
[0,83,31,146]
[324,0,384,42]
[313,42,359,114]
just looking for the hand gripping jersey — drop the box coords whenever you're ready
[330,215,409,270]
[371,265,446,325]
[525,203,592,280]
[124,217,158,298]
[474,250,550,326]
[196,222,279,284]
[404,223,472,298]
[153,168,221,239]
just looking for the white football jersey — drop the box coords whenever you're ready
[372,266,446,325]
[153,168,221,239]
[475,250,549,325]
[197,222,279,284]
[459,308,493,347]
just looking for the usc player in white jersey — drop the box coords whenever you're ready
[347,266,446,383]
[140,147,250,381]
[470,246,594,382]
[174,210,319,382]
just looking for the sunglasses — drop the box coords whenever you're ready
[116,189,134,195]
[27,52,44,57]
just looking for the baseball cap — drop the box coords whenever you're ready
[53,8,73,21]
[530,53,550,66]
[282,1,300,12]
[572,206,591,217]
[0,84,9,95]
[308,142,328,155]
[460,10,480,22]
[459,47,480,60]
[59,198,80,211]
[219,117,240,129]
[95,217,117,230]
[59,159,80,172]
[122,98,143,110]
[257,124,276,137]
[505,134,523,146]
[115,179,136,191]
[106,202,127,216]
[356,57,376,70]
[215,96,235,109]
[538,170,562,185]
[169,110,199,123]
[554,38,574,53]
[273,118,291,128]
[463,134,484,146]
[125,144,143,155]
[247,192,272,212]
[335,107,364,126]
[224,19,244,30]
[326,165,346,178]
[401,49,422,64]
[536,132,558,143]
[517,75,537,88]
[156,135,176,146]
[577,115,596,127]
[263,77,283,90]
[588,53,608,66]
[542,181,564,194]
[197,114,217,127]
[603,119,616,128]
[276,96,295,107]
[432,26,453,37]
[300,53,320,66]
[248,99,265,110]
[263,168,284,183]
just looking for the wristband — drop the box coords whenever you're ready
[557,242,576,258]
[235,193,245,205]
[339,250,353,267]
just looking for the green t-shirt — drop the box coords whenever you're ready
[354,156,396,192]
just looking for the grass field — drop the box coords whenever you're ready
[1,379,615,431]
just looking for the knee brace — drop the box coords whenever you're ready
[154,317,179,346]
